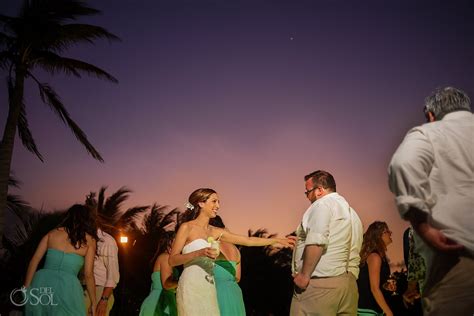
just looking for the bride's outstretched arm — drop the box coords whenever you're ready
[214,227,296,248]
[169,223,217,267]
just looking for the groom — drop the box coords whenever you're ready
[291,170,363,315]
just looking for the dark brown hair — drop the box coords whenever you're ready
[61,204,99,249]
[304,170,336,192]
[209,215,225,228]
[360,221,388,266]
[151,230,176,266]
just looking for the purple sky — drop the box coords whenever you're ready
[2,0,473,266]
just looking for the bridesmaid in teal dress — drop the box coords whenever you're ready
[210,216,246,316]
[140,231,178,316]
[23,204,98,316]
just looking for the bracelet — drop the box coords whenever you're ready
[100,296,109,302]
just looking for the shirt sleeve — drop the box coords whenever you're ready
[388,127,435,218]
[101,238,120,288]
[348,210,363,279]
[304,202,332,247]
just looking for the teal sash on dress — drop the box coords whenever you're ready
[357,308,382,316]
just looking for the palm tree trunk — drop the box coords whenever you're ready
[0,66,26,248]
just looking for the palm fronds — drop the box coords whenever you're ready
[102,186,131,219]
[8,77,44,161]
[143,204,179,234]
[116,205,149,230]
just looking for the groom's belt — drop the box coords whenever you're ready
[310,271,349,279]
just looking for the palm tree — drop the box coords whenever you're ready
[239,229,294,316]
[5,176,33,248]
[85,186,149,234]
[0,0,120,248]
[143,204,179,236]
[139,203,179,268]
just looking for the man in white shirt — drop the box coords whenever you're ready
[291,170,363,315]
[85,228,120,316]
[388,86,474,315]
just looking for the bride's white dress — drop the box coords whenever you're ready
[177,238,220,316]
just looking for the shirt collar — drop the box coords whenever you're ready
[312,191,338,205]
[442,110,472,121]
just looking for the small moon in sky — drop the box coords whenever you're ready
[290,37,294,41]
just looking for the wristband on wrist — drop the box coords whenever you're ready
[100,296,109,302]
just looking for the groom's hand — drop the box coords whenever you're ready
[293,272,310,290]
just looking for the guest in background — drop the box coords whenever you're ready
[85,218,120,316]
[389,86,473,315]
[402,227,423,315]
[24,204,98,316]
[357,221,394,316]
[139,231,178,316]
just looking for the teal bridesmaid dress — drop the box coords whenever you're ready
[214,260,246,316]
[25,248,86,315]
[139,270,178,316]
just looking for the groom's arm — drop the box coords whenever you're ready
[293,244,323,289]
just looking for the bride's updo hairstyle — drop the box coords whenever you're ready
[177,188,217,227]
[188,188,217,219]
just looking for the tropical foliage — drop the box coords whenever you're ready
[239,229,294,316]
[0,0,119,249]
[85,186,149,235]
[0,178,64,315]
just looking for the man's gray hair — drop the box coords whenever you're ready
[424,87,471,120]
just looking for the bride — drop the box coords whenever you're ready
[169,188,295,316]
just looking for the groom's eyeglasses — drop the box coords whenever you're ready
[304,187,317,196]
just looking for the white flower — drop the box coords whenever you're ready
[185,202,194,210]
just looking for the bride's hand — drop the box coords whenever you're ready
[198,247,218,259]
[272,236,297,249]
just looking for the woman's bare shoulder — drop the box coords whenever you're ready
[367,252,382,263]
[178,222,191,231]
[47,227,66,239]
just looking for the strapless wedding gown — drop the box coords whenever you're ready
[176,239,220,316]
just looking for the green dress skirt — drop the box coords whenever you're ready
[25,248,86,315]
[214,260,246,316]
[139,270,178,316]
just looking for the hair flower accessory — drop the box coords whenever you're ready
[185,202,194,210]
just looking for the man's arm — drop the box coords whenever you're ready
[96,238,120,316]
[389,129,461,252]
[96,287,114,316]
[293,244,323,289]
[388,128,435,218]
[405,207,463,252]
[293,202,331,289]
